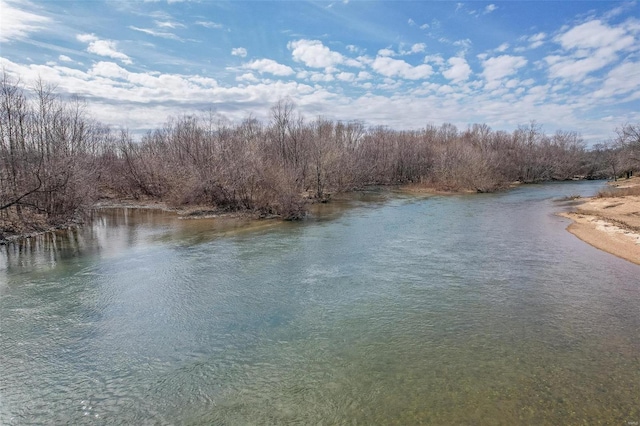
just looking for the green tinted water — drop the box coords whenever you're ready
[1,181,639,424]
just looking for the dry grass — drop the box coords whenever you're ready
[596,176,640,198]
[597,185,640,198]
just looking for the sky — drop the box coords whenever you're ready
[1,0,639,144]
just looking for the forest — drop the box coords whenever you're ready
[1,74,639,240]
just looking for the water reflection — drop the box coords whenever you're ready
[1,208,285,276]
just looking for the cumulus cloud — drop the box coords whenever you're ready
[77,33,132,64]
[236,72,258,82]
[309,72,335,82]
[371,56,433,80]
[288,39,361,69]
[425,54,445,66]
[481,55,527,88]
[378,43,427,57]
[453,39,472,54]
[409,43,426,54]
[357,71,372,80]
[243,59,294,76]
[231,47,247,57]
[336,72,355,82]
[346,45,360,54]
[556,20,632,51]
[378,48,395,57]
[593,61,640,99]
[0,0,51,42]
[545,19,636,81]
[89,61,130,80]
[442,57,472,83]
[527,32,546,49]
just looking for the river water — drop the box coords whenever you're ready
[1,181,639,425]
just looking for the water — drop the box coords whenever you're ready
[1,181,639,425]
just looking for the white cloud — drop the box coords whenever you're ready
[3,5,637,145]
[442,57,472,83]
[420,23,429,30]
[310,72,335,82]
[76,33,98,43]
[346,45,360,54]
[288,39,361,69]
[527,32,546,49]
[195,21,224,29]
[89,61,129,80]
[0,0,51,42]
[243,59,294,76]
[154,20,185,29]
[129,26,183,41]
[77,34,132,64]
[371,56,433,80]
[336,72,355,82]
[556,20,632,51]
[377,78,403,91]
[453,39,472,54]
[545,19,636,81]
[0,52,623,143]
[593,61,640,99]
[545,53,612,81]
[424,54,445,66]
[484,4,497,14]
[378,48,395,57]
[231,47,248,57]
[236,73,258,83]
[410,43,426,54]
[481,55,527,87]
[379,43,427,57]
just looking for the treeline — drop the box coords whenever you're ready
[592,126,640,181]
[1,75,638,239]
[1,75,109,238]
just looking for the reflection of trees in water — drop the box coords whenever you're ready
[2,229,85,271]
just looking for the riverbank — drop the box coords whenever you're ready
[559,176,640,265]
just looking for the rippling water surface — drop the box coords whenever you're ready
[1,181,639,425]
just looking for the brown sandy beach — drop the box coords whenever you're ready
[559,177,640,265]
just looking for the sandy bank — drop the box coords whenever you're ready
[559,177,640,265]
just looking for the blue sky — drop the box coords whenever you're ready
[1,0,639,143]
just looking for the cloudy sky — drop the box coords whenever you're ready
[1,0,639,143]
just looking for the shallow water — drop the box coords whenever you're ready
[1,181,639,425]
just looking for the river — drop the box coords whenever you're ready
[1,181,639,425]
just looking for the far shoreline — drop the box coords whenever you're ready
[0,179,614,246]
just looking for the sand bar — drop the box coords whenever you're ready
[559,178,640,265]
